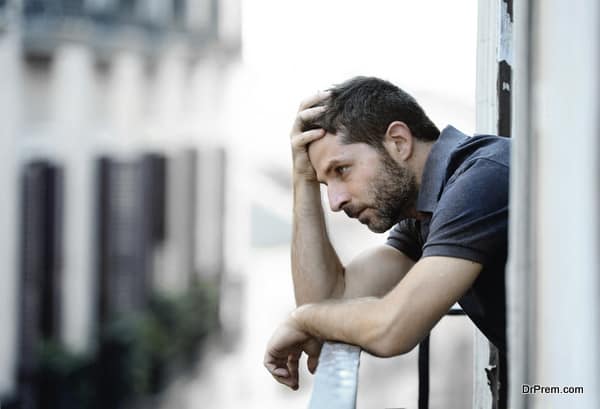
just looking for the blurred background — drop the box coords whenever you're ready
[0,1,479,408]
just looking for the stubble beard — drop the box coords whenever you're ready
[364,151,418,233]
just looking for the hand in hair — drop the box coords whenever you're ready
[290,91,330,182]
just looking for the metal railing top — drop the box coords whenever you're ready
[308,342,361,409]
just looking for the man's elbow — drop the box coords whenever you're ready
[362,317,420,357]
[364,334,418,358]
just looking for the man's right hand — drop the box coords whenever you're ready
[290,91,330,182]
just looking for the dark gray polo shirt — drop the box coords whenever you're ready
[386,125,510,353]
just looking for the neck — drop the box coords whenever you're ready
[411,140,434,189]
[403,141,434,221]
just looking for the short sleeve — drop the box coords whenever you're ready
[422,158,509,264]
[385,218,423,262]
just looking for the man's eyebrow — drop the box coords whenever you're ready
[315,159,340,185]
[323,159,343,178]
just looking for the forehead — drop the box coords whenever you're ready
[307,132,377,174]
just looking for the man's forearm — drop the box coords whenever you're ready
[292,179,344,305]
[289,257,482,358]
[290,297,398,357]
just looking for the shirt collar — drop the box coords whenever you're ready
[416,125,469,213]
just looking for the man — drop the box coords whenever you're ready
[263,76,509,401]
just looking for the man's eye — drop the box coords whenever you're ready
[336,166,350,175]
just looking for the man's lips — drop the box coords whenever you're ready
[343,205,370,221]
[356,208,369,223]
[344,207,365,219]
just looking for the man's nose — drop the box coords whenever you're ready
[327,186,350,212]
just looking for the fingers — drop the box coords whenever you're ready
[289,91,331,181]
[292,105,327,134]
[303,338,323,357]
[264,353,289,376]
[274,373,296,389]
[264,340,301,390]
[264,320,314,390]
[287,351,301,390]
[264,357,297,389]
[291,128,325,151]
[298,105,327,123]
[304,339,322,374]
[264,352,305,390]
[307,354,319,374]
[298,90,331,111]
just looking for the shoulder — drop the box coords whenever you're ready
[425,156,509,263]
[444,135,510,188]
[452,134,510,168]
[441,156,509,213]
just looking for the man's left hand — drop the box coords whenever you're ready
[263,316,322,390]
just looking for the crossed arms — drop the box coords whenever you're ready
[263,92,481,390]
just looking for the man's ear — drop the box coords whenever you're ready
[384,121,414,161]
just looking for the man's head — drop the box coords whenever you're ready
[304,76,438,232]
[302,76,440,150]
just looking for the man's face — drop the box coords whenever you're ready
[308,132,418,233]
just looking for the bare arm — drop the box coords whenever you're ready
[342,245,415,298]
[289,92,343,305]
[292,183,415,303]
[293,256,481,356]
[291,178,345,304]
[264,256,481,389]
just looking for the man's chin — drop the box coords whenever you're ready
[363,219,393,234]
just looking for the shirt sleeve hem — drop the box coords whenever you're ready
[385,239,421,262]
[422,244,486,264]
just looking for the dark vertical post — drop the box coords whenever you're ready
[181,149,198,283]
[418,334,430,409]
[96,157,110,324]
[17,161,63,409]
[141,153,167,245]
[492,1,513,408]
[497,0,513,137]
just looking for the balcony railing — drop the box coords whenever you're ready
[308,342,361,409]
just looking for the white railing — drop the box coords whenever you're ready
[308,342,361,409]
